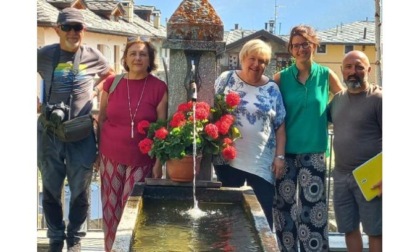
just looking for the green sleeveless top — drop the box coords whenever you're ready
[279,62,330,154]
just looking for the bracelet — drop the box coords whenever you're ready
[275,155,285,160]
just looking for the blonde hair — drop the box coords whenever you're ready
[239,39,272,65]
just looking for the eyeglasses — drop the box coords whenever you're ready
[60,24,84,32]
[292,41,311,50]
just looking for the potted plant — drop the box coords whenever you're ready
[137,92,242,181]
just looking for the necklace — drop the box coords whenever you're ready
[126,73,147,138]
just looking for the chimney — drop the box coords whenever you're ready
[121,0,134,23]
[268,20,275,34]
[363,27,367,39]
[235,23,239,30]
[265,23,268,30]
[154,12,161,28]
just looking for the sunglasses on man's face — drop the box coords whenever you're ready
[60,24,84,32]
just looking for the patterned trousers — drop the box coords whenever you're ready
[99,154,152,252]
[273,153,329,252]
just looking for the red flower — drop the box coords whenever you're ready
[226,92,241,108]
[170,111,186,127]
[137,120,150,134]
[196,101,211,112]
[155,127,168,140]
[177,102,190,112]
[204,124,219,139]
[223,137,233,145]
[222,145,237,160]
[221,114,235,124]
[215,120,231,135]
[138,138,153,154]
[192,107,209,121]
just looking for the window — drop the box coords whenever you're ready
[229,54,238,70]
[97,44,103,53]
[317,44,326,54]
[344,45,354,54]
[275,54,292,71]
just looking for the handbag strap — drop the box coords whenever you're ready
[220,70,234,94]
[109,73,125,94]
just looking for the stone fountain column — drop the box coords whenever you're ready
[163,0,225,181]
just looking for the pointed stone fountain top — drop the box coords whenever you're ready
[168,0,223,25]
[167,0,224,42]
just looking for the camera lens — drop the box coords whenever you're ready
[50,109,66,125]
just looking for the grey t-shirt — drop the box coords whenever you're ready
[37,44,110,117]
[328,85,382,173]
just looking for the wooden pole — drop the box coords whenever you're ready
[375,0,382,86]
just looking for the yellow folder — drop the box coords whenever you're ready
[352,152,382,201]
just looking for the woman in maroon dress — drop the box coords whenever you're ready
[96,37,168,251]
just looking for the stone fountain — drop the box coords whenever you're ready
[164,0,225,180]
[111,181,279,252]
[111,1,280,251]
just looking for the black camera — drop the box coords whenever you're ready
[43,102,70,126]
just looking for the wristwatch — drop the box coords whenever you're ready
[275,155,285,160]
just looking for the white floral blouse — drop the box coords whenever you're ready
[214,70,286,184]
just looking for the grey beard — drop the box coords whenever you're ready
[344,80,362,89]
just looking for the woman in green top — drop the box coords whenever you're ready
[272,25,343,252]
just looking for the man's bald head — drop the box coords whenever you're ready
[341,50,371,93]
[343,50,370,67]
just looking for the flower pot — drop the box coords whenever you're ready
[166,155,202,182]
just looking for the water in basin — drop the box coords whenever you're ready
[132,198,264,251]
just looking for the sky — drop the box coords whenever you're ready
[136,0,375,35]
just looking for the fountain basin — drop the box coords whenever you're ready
[111,179,280,252]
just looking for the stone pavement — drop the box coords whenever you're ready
[37,230,105,252]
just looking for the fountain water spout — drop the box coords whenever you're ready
[189,59,198,102]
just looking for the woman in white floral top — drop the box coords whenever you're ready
[213,39,286,229]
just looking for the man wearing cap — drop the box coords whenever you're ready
[37,7,114,252]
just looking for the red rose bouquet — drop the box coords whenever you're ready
[138,92,242,164]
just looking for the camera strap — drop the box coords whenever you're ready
[46,44,82,107]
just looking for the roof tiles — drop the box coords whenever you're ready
[317,21,375,45]
[37,0,166,38]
